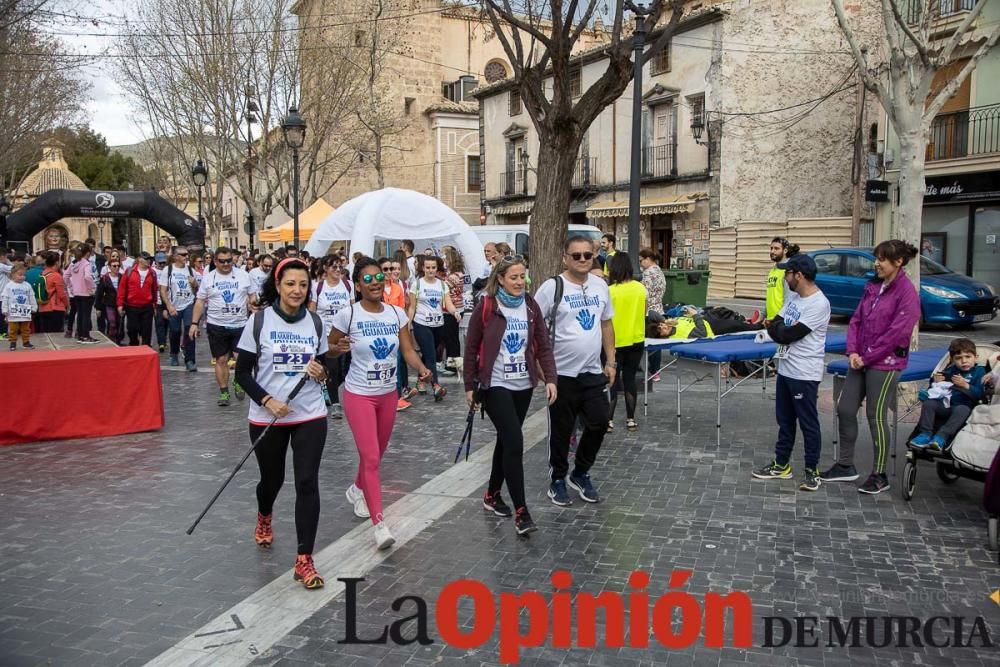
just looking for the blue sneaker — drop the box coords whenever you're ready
[568,471,600,503]
[547,479,572,507]
[909,432,933,448]
[928,435,947,452]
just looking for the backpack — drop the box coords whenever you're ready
[251,308,324,377]
[31,270,50,305]
[545,276,565,349]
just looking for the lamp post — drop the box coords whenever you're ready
[97,219,106,246]
[191,159,208,246]
[282,105,306,249]
[0,194,9,250]
[626,1,649,277]
[245,87,258,252]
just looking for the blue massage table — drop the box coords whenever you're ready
[826,347,947,479]
[662,331,849,445]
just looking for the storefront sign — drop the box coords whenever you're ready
[924,170,1000,204]
[865,180,889,202]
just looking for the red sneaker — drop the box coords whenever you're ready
[293,554,325,589]
[254,512,273,548]
[748,309,762,325]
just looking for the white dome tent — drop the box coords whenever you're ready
[304,188,487,279]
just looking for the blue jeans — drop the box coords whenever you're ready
[411,322,440,385]
[774,374,822,470]
[168,303,195,362]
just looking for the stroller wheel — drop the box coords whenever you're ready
[989,516,998,552]
[935,461,959,484]
[902,460,916,501]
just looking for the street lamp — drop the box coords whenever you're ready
[97,219,106,246]
[626,1,650,278]
[282,105,306,248]
[245,87,258,252]
[191,159,208,243]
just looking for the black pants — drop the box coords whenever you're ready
[155,304,168,347]
[250,417,327,555]
[125,305,154,346]
[37,311,66,333]
[918,399,972,442]
[548,373,610,480]
[323,353,350,405]
[441,313,462,358]
[73,296,94,339]
[484,387,533,510]
[774,374,822,470]
[66,298,77,334]
[703,314,763,335]
[609,342,644,420]
[412,322,444,384]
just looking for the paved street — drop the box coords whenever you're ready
[1,316,998,666]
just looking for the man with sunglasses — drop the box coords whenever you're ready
[249,254,274,296]
[535,236,616,506]
[160,247,199,371]
[189,247,257,406]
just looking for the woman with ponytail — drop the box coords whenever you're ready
[821,239,921,495]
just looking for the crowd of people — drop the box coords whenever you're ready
[3,230,994,592]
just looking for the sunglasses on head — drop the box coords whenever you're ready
[361,272,385,284]
[500,254,525,263]
[567,251,594,261]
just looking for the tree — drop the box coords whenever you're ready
[481,0,684,285]
[831,0,1000,280]
[115,0,360,245]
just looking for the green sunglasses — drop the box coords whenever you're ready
[361,272,385,284]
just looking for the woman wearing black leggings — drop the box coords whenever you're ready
[607,253,648,431]
[234,258,330,590]
[464,255,557,536]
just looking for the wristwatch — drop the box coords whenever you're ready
[605,362,618,369]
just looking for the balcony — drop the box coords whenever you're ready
[904,0,975,23]
[640,143,677,179]
[571,157,598,189]
[500,169,530,197]
[220,213,235,229]
[926,102,1000,161]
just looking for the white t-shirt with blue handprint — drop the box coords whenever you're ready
[197,268,254,328]
[414,277,445,328]
[490,302,532,391]
[331,303,409,396]
[535,273,614,377]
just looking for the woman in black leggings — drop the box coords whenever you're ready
[464,255,557,536]
[234,258,330,590]
[607,253,648,432]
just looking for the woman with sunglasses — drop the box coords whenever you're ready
[407,254,459,401]
[381,257,413,410]
[309,254,354,418]
[329,258,431,550]
[464,254,557,535]
[94,257,124,344]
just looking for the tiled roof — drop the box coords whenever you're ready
[16,167,87,196]
[424,99,479,114]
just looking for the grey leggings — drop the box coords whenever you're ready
[836,367,900,475]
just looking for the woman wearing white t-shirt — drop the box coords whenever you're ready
[309,255,353,418]
[406,255,459,401]
[233,258,330,590]
[463,255,558,536]
[329,258,430,551]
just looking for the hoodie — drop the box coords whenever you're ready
[846,272,921,371]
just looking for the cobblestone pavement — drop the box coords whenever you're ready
[1,343,998,666]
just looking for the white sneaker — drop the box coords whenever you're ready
[374,521,395,550]
[345,484,370,518]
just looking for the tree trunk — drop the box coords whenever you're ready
[529,127,584,290]
[894,118,925,291]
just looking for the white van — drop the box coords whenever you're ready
[469,223,603,256]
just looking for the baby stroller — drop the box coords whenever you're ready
[901,343,999,550]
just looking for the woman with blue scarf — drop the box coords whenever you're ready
[463,255,558,536]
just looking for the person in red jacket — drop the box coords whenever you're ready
[117,251,159,346]
[463,255,558,536]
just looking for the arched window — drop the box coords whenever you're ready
[484,60,508,84]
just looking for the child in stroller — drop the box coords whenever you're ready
[909,338,987,452]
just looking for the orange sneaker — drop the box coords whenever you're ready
[293,554,325,589]
[254,512,273,548]
[396,398,412,412]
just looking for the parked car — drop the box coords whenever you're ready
[808,247,997,326]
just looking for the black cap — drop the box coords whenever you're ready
[777,254,817,278]
[138,251,153,261]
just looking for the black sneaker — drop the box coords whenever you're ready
[514,508,537,535]
[482,491,512,517]
[22,342,35,349]
[858,473,890,495]
[799,468,821,492]
[233,381,246,401]
[752,460,792,480]
[8,343,15,351]
[218,389,231,407]
[819,463,859,482]
[547,479,572,506]
[568,471,600,503]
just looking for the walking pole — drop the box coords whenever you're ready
[186,375,310,535]
[454,404,476,463]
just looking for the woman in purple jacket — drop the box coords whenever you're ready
[821,240,921,494]
[464,255,558,536]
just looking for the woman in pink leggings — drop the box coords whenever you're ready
[329,257,431,550]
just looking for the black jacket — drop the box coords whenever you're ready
[94,273,120,309]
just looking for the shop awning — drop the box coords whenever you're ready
[489,200,535,216]
[586,193,706,218]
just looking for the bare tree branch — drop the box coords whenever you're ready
[925,23,1000,119]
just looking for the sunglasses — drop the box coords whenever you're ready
[567,251,594,261]
[216,258,232,264]
[176,253,189,257]
[380,266,391,272]
[501,254,525,263]
[361,272,385,284]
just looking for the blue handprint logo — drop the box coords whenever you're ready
[221,289,235,304]
[427,296,440,309]
[370,337,396,360]
[576,309,595,331]
[503,331,525,355]
[15,294,27,305]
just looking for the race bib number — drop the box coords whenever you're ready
[273,345,313,374]
[503,356,528,381]
[10,303,32,319]
[365,361,397,388]
[774,344,790,360]
[424,312,443,326]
